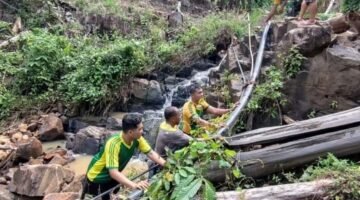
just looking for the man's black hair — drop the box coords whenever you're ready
[189,83,202,95]
[164,106,178,121]
[122,113,142,133]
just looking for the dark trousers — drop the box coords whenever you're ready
[81,178,119,200]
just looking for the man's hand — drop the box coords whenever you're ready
[132,180,150,190]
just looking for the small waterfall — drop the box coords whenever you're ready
[159,63,222,111]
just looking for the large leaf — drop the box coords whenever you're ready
[170,175,195,200]
[202,179,216,200]
[175,178,203,200]
[147,179,163,198]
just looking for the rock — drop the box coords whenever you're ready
[18,123,28,133]
[105,116,122,130]
[327,14,351,34]
[38,114,65,141]
[62,175,84,193]
[239,35,259,57]
[0,185,14,200]
[28,157,43,165]
[284,43,360,119]
[0,150,8,161]
[131,78,165,105]
[66,118,90,133]
[168,11,183,28]
[0,177,6,184]
[65,133,76,150]
[164,76,186,85]
[49,154,68,166]
[171,84,191,107]
[271,21,288,44]
[228,79,244,103]
[5,168,16,181]
[345,11,360,34]
[72,126,109,155]
[142,111,163,148]
[43,192,79,200]
[15,137,43,161]
[175,66,193,78]
[191,62,216,71]
[11,132,22,143]
[9,164,75,197]
[205,92,225,108]
[279,22,331,57]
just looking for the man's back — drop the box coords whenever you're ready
[155,121,191,157]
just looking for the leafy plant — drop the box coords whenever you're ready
[247,66,286,116]
[301,154,360,200]
[143,133,240,199]
[342,0,360,13]
[283,47,306,78]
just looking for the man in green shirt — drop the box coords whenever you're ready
[83,113,166,200]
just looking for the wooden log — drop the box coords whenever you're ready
[225,107,360,147]
[216,179,333,200]
[238,126,360,178]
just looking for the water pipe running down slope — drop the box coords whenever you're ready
[216,21,272,137]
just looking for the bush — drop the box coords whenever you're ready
[60,38,147,103]
[342,0,360,13]
[15,30,74,96]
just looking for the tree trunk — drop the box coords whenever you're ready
[238,126,360,177]
[216,179,333,200]
[225,107,360,148]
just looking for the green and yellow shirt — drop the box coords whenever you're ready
[86,132,151,183]
[179,98,209,135]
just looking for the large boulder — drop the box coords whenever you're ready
[9,164,75,197]
[278,21,332,57]
[38,114,65,141]
[15,137,43,161]
[71,126,112,155]
[131,78,165,105]
[142,111,163,148]
[284,42,360,119]
[43,192,79,200]
[0,185,14,200]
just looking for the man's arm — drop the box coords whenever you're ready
[206,105,230,116]
[109,169,149,190]
[147,150,166,166]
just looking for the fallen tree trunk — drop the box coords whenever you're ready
[225,107,360,148]
[216,179,333,200]
[238,126,360,178]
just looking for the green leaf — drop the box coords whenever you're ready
[219,160,231,168]
[202,179,216,200]
[164,180,170,191]
[175,178,203,200]
[171,175,195,200]
[224,149,236,158]
[184,167,196,174]
[179,169,188,177]
[232,168,241,178]
[174,173,180,185]
[146,179,163,198]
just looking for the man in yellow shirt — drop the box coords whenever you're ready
[83,113,166,200]
[155,106,191,157]
[179,83,231,135]
[265,0,288,23]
